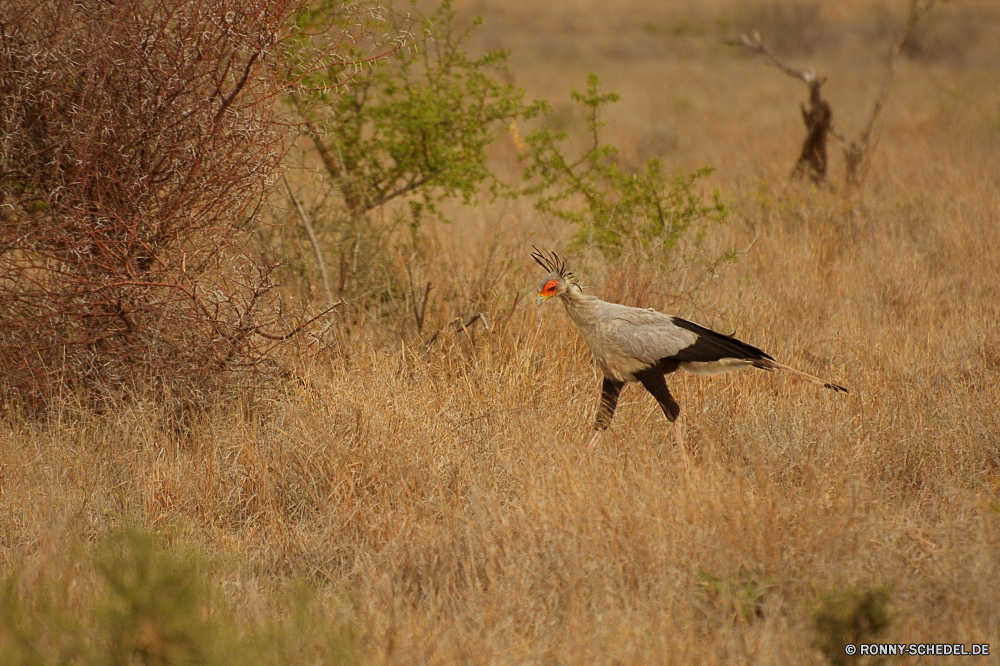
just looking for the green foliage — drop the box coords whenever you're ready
[292,0,546,225]
[813,585,892,666]
[277,0,547,326]
[0,572,91,665]
[519,74,729,257]
[0,529,358,666]
[698,566,774,623]
[278,3,730,330]
[93,529,220,666]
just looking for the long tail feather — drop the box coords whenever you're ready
[757,359,849,393]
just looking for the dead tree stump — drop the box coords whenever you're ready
[728,0,939,188]
[794,82,833,182]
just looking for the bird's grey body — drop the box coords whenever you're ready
[561,290,693,380]
[531,248,847,465]
[558,286,773,382]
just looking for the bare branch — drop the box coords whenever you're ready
[424,312,489,346]
[282,172,334,309]
[252,300,346,341]
[846,0,939,185]
[725,32,820,88]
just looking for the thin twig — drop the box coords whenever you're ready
[253,300,346,341]
[725,32,819,87]
[424,312,489,346]
[847,0,938,184]
[282,172,333,309]
[405,259,433,334]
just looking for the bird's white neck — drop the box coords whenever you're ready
[558,285,602,327]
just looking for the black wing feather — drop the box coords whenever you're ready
[668,316,774,367]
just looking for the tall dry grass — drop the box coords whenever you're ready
[3,1,1000,663]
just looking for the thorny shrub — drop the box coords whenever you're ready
[0,0,391,411]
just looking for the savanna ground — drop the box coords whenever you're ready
[3,0,1000,663]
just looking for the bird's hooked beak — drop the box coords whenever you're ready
[535,293,550,306]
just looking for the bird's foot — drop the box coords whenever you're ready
[588,430,603,451]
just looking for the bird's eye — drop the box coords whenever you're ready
[543,280,558,294]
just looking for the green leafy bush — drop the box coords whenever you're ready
[519,74,729,257]
[278,2,730,337]
[278,0,545,326]
[291,0,545,227]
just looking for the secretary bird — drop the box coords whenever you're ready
[532,248,847,467]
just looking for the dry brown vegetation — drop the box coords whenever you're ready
[3,0,1000,663]
[0,0,298,408]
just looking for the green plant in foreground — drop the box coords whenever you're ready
[0,529,358,666]
[94,529,220,666]
[519,74,729,257]
[813,585,892,666]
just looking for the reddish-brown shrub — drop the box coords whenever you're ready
[0,0,311,410]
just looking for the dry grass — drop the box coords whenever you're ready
[3,1,1000,663]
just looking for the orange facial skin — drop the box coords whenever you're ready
[536,278,559,305]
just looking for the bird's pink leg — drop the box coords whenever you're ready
[674,419,690,471]
[588,429,603,451]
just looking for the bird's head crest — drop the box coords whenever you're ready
[530,246,576,284]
